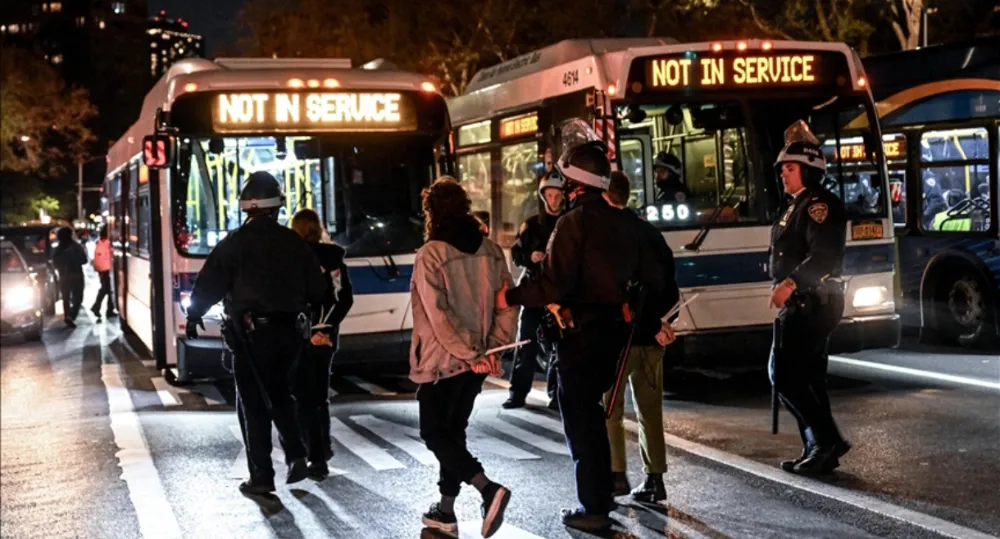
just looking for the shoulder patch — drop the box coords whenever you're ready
[808,203,829,224]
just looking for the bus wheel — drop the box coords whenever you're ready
[941,273,995,349]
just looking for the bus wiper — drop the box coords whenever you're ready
[382,254,400,280]
[684,129,750,252]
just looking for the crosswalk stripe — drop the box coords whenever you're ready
[151,376,180,406]
[456,520,547,539]
[343,375,397,396]
[469,430,542,461]
[329,417,406,471]
[350,415,437,465]
[483,418,569,455]
[227,425,348,479]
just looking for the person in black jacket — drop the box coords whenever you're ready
[185,171,328,495]
[503,170,564,410]
[602,171,679,503]
[290,209,355,480]
[51,227,88,328]
[496,140,666,531]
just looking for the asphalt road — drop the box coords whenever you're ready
[2,311,998,539]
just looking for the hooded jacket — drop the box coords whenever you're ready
[51,229,88,279]
[409,215,518,384]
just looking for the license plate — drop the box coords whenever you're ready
[852,221,883,240]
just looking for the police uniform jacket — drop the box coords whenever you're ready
[505,191,666,324]
[769,185,846,292]
[510,211,559,282]
[307,242,354,350]
[187,216,329,321]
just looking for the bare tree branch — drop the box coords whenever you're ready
[739,0,795,40]
[814,0,835,41]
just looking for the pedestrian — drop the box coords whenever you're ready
[290,208,354,481]
[185,171,329,495]
[503,169,564,411]
[410,177,517,538]
[51,227,87,328]
[90,225,117,321]
[496,138,666,531]
[601,171,679,504]
[653,152,691,203]
[768,120,851,475]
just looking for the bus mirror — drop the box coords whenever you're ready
[142,135,174,169]
[628,107,647,124]
[293,139,324,160]
[208,137,225,154]
[666,105,684,126]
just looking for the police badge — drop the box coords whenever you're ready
[808,203,829,224]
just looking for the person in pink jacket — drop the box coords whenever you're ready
[91,225,117,321]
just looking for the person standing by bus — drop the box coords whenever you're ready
[410,177,517,538]
[496,140,666,531]
[51,227,87,328]
[185,171,328,495]
[90,225,117,321]
[768,120,851,475]
[503,170,564,411]
[290,209,354,481]
[602,171,679,504]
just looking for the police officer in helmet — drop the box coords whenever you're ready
[503,169,564,410]
[768,120,851,475]
[186,171,329,495]
[653,151,691,203]
[496,127,665,530]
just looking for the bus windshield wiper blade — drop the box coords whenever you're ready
[684,129,751,253]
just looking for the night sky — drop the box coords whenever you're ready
[149,0,246,55]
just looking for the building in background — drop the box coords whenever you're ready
[148,11,204,79]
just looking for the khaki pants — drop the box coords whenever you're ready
[604,345,666,474]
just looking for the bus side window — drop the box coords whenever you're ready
[919,127,991,233]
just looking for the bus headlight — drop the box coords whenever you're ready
[3,284,36,312]
[852,286,890,309]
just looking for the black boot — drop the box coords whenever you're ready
[630,474,666,503]
[239,477,276,495]
[286,457,309,484]
[502,394,526,409]
[561,508,612,531]
[612,472,631,497]
[794,440,851,475]
[780,443,813,472]
[307,461,329,481]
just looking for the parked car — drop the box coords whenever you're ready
[1,241,44,341]
[0,225,60,315]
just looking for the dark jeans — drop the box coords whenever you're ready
[769,293,846,449]
[91,271,114,315]
[295,342,335,464]
[557,319,628,515]
[234,321,307,483]
[59,273,84,321]
[509,306,558,399]
[417,371,487,496]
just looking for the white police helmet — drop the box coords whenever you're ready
[775,120,827,172]
[239,171,286,211]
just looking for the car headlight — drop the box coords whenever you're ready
[852,286,891,309]
[4,284,36,311]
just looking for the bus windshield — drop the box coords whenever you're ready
[616,94,886,229]
[173,135,433,258]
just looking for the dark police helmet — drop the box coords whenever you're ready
[557,140,611,191]
[653,152,682,177]
[239,171,285,212]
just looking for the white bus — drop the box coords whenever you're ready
[450,39,901,374]
[106,58,452,383]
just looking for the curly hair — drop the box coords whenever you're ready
[291,208,323,243]
[422,176,471,241]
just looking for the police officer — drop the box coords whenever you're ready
[496,139,665,531]
[768,121,851,475]
[653,152,691,203]
[186,171,329,495]
[503,170,564,410]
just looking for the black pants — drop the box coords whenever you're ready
[417,371,487,496]
[556,319,627,515]
[59,273,84,321]
[769,294,846,449]
[508,306,559,399]
[91,271,114,315]
[295,342,335,464]
[234,321,307,483]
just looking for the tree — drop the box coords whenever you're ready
[0,48,97,177]
[740,0,877,53]
[0,175,69,225]
[887,0,923,50]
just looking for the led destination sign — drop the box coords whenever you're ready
[212,92,417,132]
[640,52,848,91]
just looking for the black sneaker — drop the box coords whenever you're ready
[421,503,458,536]
[794,440,851,475]
[307,462,329,481]
[286,457,309,484]
[480,482,511,538]
[561,507,612,531]
[501,396,525,409]
[239,478,276,495]
[630,474,666,503]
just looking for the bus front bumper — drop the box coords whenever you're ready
[829,313,902,353]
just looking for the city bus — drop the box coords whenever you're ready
[847,37,999,348]
[105,57,452,383]
[452,39,901,374]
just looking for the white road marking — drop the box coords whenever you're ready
[101,363,183,539]
[469,430,542,461]
[191,383,225,406]
[485,376,998,539]
[151,376,180,406]
[343,375,397,396]
[329,417,405,471]
[830,355,1000,391]
[350,415,437,465]
[482,417,569,455]
[456,520,547,539]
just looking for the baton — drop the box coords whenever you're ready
[484,340,532,356]
[662,293,699,325]
[771,318,781,435]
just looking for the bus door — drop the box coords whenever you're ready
[619,134,654,207]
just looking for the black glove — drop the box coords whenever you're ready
[186,317,205,340]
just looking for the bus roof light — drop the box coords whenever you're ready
[858,77,867,88]
[607,84,617,96]
[182,82,198,93]
[762,41,773,51]
[307,79,320,88]
[287,78,305,89]
[420,81,437,93]
[711,43,723,52]
[737,41,748,52]
[323,78,339,88]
